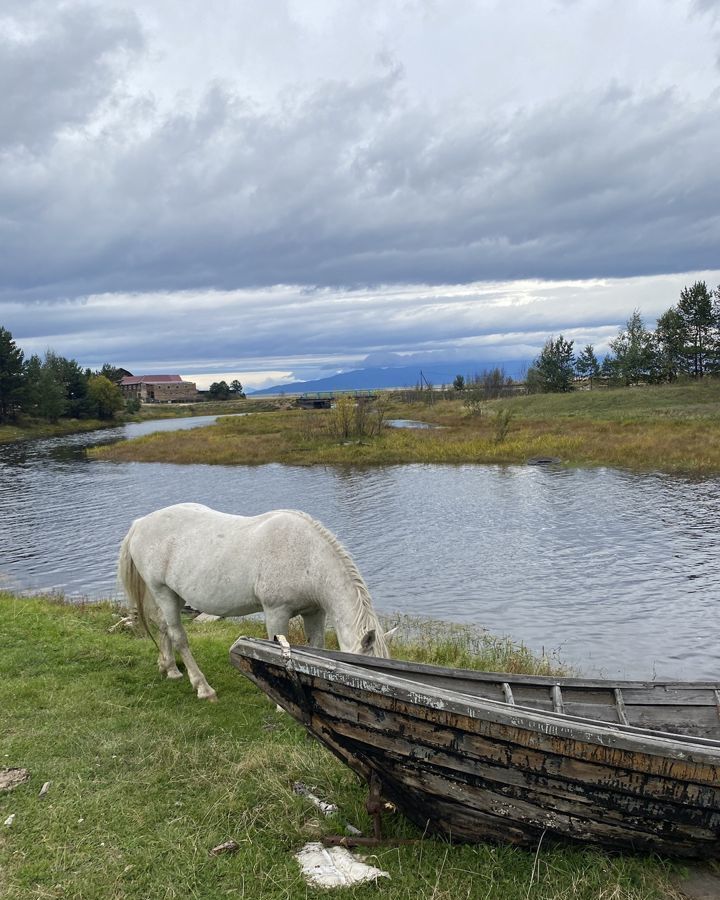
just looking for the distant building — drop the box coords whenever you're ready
[119,374,197,403]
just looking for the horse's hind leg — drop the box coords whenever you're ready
[156,619,183,680]
[153,585,217,701]
[301,609,326,647]
[140,591,182,679]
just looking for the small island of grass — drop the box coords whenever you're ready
[89,380,720,475]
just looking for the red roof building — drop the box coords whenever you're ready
[119,374,197,403]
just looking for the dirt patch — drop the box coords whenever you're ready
[0,768,29,793]
[672,866,720,900]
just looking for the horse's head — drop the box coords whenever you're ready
[359,626,397,657]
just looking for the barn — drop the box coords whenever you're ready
[119,375,197,403]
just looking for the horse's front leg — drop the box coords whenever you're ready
[264,607,291,643]
[301,608,326,647]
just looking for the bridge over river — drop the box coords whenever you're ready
[295,390,378,409]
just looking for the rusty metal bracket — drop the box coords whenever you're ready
[322,834,420,848]
[366,771,386,840]
[321,770,415,848]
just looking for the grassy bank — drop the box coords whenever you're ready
[0,417,110,445]
[91,380,720,474]
[0,398,284,445]
[0,595,682,899]
[132,397,286,420]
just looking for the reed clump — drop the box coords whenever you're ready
[0,594,679,899]
[384,615,569,675]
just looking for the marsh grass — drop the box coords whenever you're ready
[1,595,684,899]
[90,380,720,474]
[387,616,569,675]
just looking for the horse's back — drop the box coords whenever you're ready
[125,504,255,598]
[127,504,316,544]
[123,504,321,613]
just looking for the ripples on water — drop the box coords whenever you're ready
[1,416,719,680]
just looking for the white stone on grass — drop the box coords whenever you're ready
[295,842,389,889]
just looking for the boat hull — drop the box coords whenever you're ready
[230,638,720,858]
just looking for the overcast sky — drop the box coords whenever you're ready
[2,0,719,389]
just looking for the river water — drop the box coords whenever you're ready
[1,415,719,681]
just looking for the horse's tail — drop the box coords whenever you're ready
[117,522,153,638]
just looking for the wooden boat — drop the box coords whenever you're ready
[229,637,720,858]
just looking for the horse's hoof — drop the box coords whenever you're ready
[199,688,218,702]
[166,670,183,680]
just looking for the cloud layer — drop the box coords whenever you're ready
[2,1,719,380]
[6,273,719,389]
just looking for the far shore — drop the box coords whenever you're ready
[0,397,282,446]
[0,417,112,445]
[88,380,720,475]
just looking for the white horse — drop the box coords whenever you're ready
[117,503,391,701]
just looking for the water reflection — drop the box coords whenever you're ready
[1,419,719,681]
[386,419,442,429]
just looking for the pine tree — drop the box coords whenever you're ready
[532,335,576,393]
[23,353,66,421]
[574,345,600,385]
[677,281,718,378]
[609,310,656,385]
[0,326,25,422]
[655,307,688,382]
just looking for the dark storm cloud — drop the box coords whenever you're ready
[1,6,719,303]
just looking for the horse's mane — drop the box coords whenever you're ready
[287,510,387,654]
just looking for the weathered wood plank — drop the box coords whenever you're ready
[383,764,713,855]
[389,762,717,847]
[311,686,720,806]
[325,715,720,840]
[302,673,720,784]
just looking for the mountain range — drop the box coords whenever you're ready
[249,360,527,395]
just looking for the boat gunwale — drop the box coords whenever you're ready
[297,645,720,692]
[229,637,720,762]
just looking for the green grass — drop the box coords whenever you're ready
[0,595,685,899]
[91,380,720,474]
[0,399,284,445]
[496,379,720,422]
[0,417,109,445]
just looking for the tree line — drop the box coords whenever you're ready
[526,280,720,393]
[0,326,126,424]
[207,379,245,400]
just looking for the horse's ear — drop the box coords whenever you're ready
[360,629,376,654]
[383,625,399,644]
